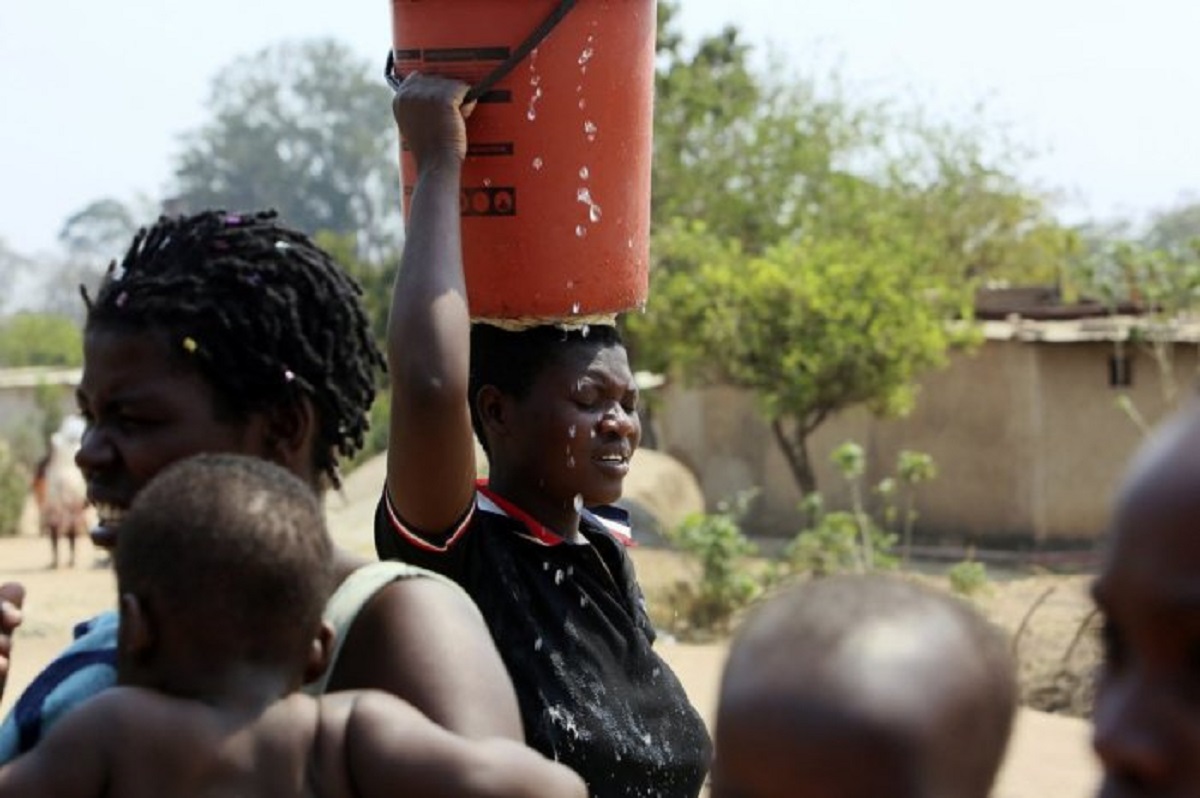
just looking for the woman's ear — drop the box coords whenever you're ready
[262,397,319,481]
[302,621,335,686]
[118,593,154,661]
[476,385,510,441]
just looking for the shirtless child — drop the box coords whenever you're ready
[0,454,584,798]
[712,575,1017,798]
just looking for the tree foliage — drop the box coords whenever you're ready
[0,312,83,368]
[171,39,400,254]
[634,220,964,492]
[638,2,1057,493]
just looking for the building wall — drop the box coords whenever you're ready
[656,340,1190,544]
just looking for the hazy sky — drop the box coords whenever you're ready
[2,0,1198,257]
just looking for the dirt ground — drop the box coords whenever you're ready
[0,482,1101,797]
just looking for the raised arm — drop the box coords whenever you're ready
[349,692,588,798]
[0,583,24,711]
[386,74,479,534]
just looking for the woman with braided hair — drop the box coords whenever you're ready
[0,209,522,763]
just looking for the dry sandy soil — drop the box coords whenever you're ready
[0,466,1101,797]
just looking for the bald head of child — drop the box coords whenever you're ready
[713,575,1016,798]
[113,453,335,693]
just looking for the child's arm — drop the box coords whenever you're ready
[348,692,588,798]
[385,74,480,535]
[0,690,109,798]
[0,583,23,709]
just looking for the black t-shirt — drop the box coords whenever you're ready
[375,485,711,798]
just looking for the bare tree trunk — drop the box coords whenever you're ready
[771,418,817,496]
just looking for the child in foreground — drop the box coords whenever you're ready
[1092,401,1200,797]
[712,575,1017,798]
[0,454,584,798]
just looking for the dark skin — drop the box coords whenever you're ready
[386,73,641,541]
[0,584,23,707]
[0,591,585,798]
[1092,407,1200,798]
[711,697,919,798]
[0,325,522,741]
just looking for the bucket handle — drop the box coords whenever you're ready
[386,0,580,103]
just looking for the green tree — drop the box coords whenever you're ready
[1143,200,1200,255]
[638,4,1060,497]
[172,39,400,255]
[632,221,965,494]
[0,312,83,368]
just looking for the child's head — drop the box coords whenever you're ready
[1092,402,1200,795]
[713,575,1016,798]
[468,322,640,507]
[113,453,334,686]
[81,209,383,490]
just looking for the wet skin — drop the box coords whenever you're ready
[485,342,640,538]
[74,326,273,549]
[1092,432,1200,798]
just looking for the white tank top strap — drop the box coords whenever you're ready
[303,561,470,696]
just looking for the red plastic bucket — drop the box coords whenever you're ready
[390,0,656,324]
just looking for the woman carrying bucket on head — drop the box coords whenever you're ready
[377,3,711,794]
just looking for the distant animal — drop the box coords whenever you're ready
[37,416,91,568]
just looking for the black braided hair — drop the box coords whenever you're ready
[467,322,624,454]
[82,210,384,487]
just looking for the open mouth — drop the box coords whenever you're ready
[594,452,631,474]
[89,502,127,549]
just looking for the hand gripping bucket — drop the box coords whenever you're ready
[389,0,657,325]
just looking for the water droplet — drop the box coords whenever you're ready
[567,455,576,469]
[582,324,591,338]
[580,596,589,609]
[573,494,584,512]
[568,424,577,438]
[579,166,590,180]
[590,429,597,439]
[535,637,544,651]
[543,562,550,571]
[531,73,541,86]
[589,205,603,223]
[575,225,587,238]
[566,279,575,289]
[571,301,582,314]
[532,156,544,170]
[583,120,598,141]
[555,569,565,585]
[525,87,544,121]
[482,178,492,187]
[578,98,587,110]
[578,47,594,66]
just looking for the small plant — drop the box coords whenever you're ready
[947,559,989,597]
[786,510,862,577]
[896,449,937,565]
[0,438,29,538]
[786,498,898,577]
[667,489,761,637]
[831,441,877,570]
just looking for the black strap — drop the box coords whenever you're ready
[385,0,580,102]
